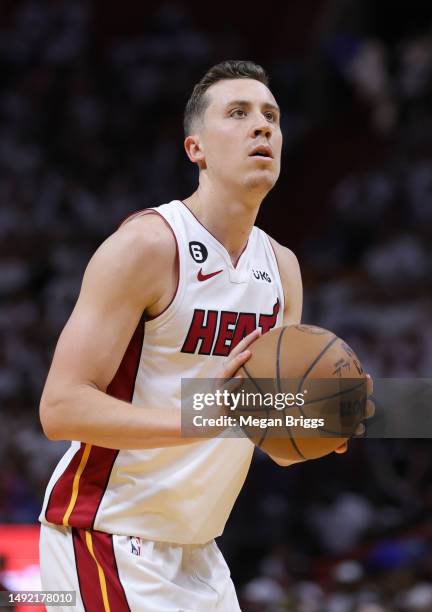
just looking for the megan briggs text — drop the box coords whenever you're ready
[192,415,325,429]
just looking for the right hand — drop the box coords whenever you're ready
[215,328,262,382]
[185,329,262,438]
[334,373,375,454]
[210,328,262,419]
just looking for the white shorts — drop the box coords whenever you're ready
[39,523,241,612]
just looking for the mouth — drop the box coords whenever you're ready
[249,146,273,160]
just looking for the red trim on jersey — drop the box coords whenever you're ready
[233,239,249,269]
[45,444,87,524]
[73,528,131,612]
[106,316,145,401]
[119,207,180,322]
[143,211,180,322]
[266,233,285,314]
[67,446,120,528]
[45,318,145,528]
[118,207,155,228]
[180,200,249,269]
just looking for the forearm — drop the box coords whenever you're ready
[40,383,201,450]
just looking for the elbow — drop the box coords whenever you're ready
[39,397,66,441]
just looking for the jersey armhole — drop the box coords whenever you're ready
[264,233,286,317]
[119,208,156,228]
[140,211,181,323]
[120,209,181,322]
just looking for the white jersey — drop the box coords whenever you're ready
[39,200,284,544]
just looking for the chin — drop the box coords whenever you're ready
[244,171,277,193]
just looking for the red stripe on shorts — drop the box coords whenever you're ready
[73,528,130,612]
[45,317,145,527]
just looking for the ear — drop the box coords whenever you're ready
[184,134,206,169]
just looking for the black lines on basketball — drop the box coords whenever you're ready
[235,324,366,462]
[296,335,338,393]
[302,380,366,406]
[241,364,263,395]
[241,363,269,448]
[275,326,307,459]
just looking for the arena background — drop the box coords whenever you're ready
[0,1,431,610]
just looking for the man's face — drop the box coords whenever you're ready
[196,78,282,195]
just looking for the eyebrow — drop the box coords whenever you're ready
[226,99,280,114]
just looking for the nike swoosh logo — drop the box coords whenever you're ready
[197,268,223,282]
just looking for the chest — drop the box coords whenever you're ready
[176,235,282,356]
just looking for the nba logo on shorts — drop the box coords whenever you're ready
[130,536,141,556]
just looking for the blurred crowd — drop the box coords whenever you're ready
[0,0,431,610]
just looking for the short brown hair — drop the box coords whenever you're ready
[184,60,270,136]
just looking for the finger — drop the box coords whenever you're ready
[365,399,375,420]
[354,422,366,437]
[334,441,348,454]
[222,374,243,394]
[366,373,373,397]
[218,350,251,380]
[229,328,261,358]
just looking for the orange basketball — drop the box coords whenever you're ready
[238,324,367,461]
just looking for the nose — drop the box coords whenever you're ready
[254,126,271,138]
[251,116,272,139]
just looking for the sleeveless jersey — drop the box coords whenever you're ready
[39,200,285,544]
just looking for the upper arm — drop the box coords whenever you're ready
[269,237,303,326]
[41,214,176,404]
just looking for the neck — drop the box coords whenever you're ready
[183,179,266,266]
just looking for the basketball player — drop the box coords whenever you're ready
[38,60,372,611]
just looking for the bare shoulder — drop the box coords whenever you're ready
[82,211,177,311]
[267,235,303,325]
[116,211,176,265]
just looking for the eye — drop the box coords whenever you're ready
[230,109,246,118]
[264,111,276,122]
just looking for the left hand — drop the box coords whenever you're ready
[334,373,374,454]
